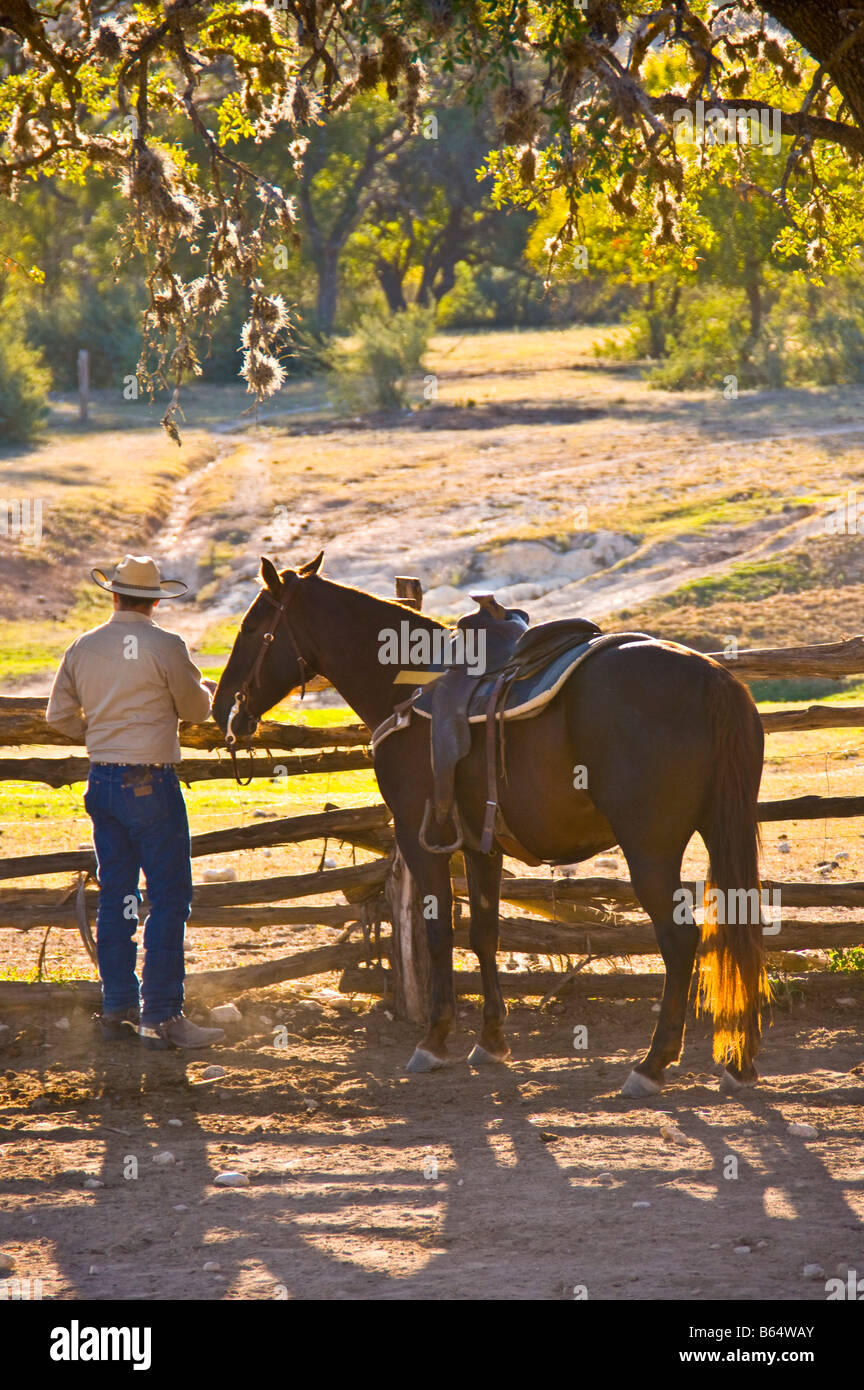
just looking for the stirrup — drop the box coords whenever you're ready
[419,799,464,854]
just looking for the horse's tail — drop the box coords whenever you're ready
[697,663,771,1068]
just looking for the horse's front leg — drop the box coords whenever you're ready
[463,847,509,1065]
[394,834,456,1073]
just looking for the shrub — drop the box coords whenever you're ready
[647,286,759,390]
[0,321,51,444]
[325,305,435,412]
[768,274,864,386]
[24,281,141,392]
[826,945,864,973]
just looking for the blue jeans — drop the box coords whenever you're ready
[84,764,193,1026]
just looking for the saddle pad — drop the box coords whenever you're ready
[413,631,657,723]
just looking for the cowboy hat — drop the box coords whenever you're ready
[90,554,188,599]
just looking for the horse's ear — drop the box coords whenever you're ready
[297,550,324,577]
[259,556,282,594]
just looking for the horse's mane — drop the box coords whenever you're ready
[308,573,451,631]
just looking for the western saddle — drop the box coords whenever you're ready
[371,593,603,860]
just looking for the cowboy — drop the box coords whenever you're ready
[46,555,225,1050]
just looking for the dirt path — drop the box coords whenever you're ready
[161,410,864,637]
[1,974,862,1300]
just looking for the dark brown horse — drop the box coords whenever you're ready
[213,552,770,1098]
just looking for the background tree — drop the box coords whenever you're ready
[3,2,864,432]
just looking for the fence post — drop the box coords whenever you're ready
[77,349,89,423]
[388,576,432,1023]
[394,576,423,610]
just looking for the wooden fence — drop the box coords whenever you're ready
[2,593,864,1019]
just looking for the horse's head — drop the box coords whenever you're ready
[211,551,323,741]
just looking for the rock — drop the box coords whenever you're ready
[303,1098,319,1114]
[632,1201,651,1209]
[586,530,638,568]
[594,856,619,870]
[0,1022,11,1037]
[777,841,792,853]
[788,1122,818,1139]
[323,857,337,869]
[734,1246,752,1255]
[252,809,273,819]
[660,1124,687,1145]
[650,1003,662,1013]
[203,1261,221,1272]
[152,1151,176,1166]
[478,540,562,585]
[83,1177,104,1190]
[421,585,469,617]
[802,1263,825,1280]
[836,997,855,1008]
[210,1002,242,1025]
[0,1252,15,1274]
[201,866,237,883]
[167,1118,183,1127]
[834,851,849,860]
[199,1064,227,1080]
[89,1265,99,1276]
[494,581,559,606]
[257,1014,273,1027]
[54,1017,70,1030]
[214,1171,249,1188]
[172,1204,189,1213]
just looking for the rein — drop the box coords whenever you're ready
[225,581,309,786]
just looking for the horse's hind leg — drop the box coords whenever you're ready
[619,851,698,1099]
[463,848,509,1065]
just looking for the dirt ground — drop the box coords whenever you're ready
[3,330,864,1303]
[1,972,862,1302]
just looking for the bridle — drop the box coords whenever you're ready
[225,579,310,786]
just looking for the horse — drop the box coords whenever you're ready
[212,551,770,1098]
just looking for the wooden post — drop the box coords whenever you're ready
[394,575,423,610]
[77,349,89,423]
[385,851,430,1023]
[387,575,432,1022]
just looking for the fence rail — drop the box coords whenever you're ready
[2,627,863,1015]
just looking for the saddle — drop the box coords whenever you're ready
[372,593,606,859]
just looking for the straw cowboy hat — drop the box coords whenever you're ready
[91,554,188,599]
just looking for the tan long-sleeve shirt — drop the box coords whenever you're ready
[46,612,212,764]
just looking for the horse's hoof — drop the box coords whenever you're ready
[405,1047,448,1074]
[467,1044,509,1067]
[719,1068,756,1095]
[620,1069,663,1098]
